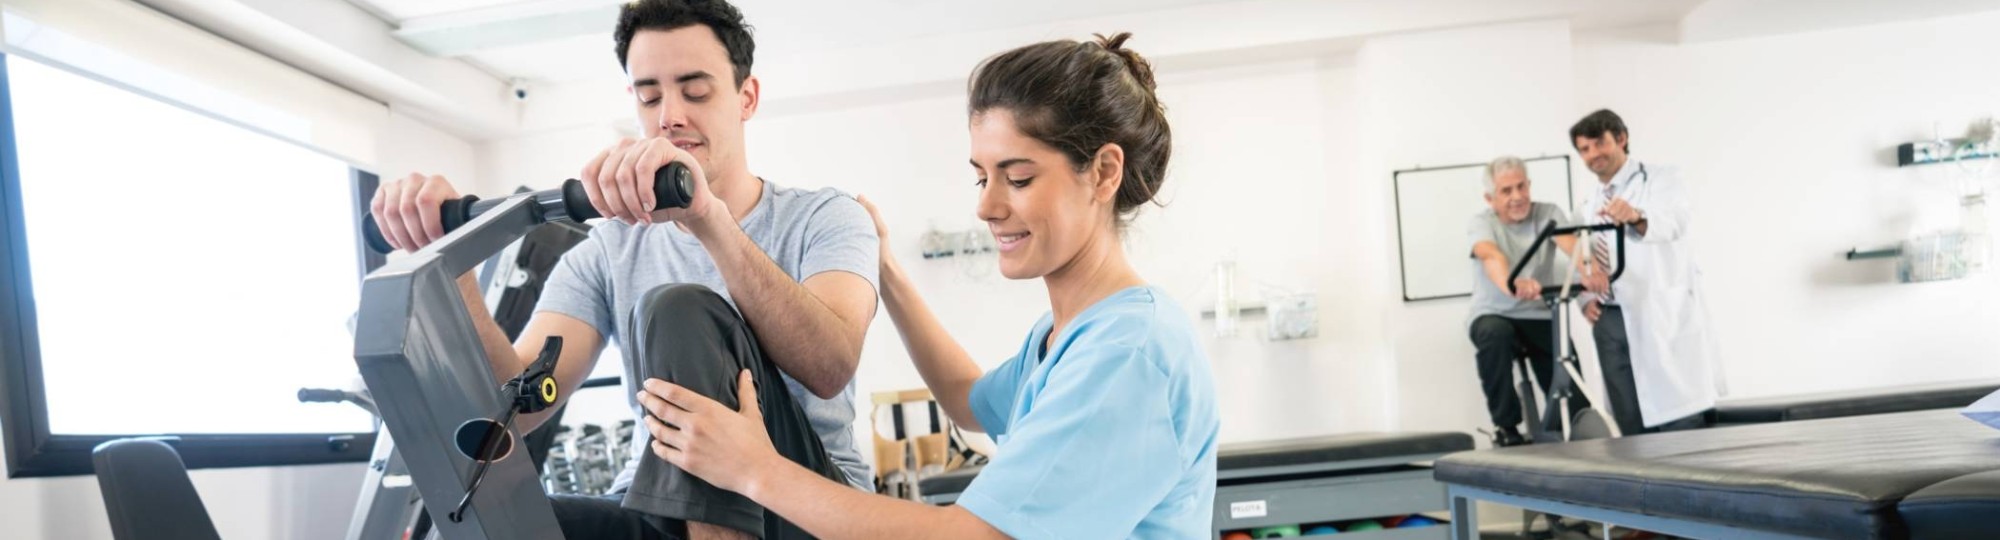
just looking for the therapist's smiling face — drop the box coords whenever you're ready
[969,109,1115,280]
[1574,131,1629,181]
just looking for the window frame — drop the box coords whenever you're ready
[0,53,382,478]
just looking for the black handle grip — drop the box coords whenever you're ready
[360,194,480,254]
[361,218,392,254]
[360,162,693,254]
[297,388,347,403]
[1506,221,1625,297]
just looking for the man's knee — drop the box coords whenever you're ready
[1470,316,1517,348]
[638,284,729,323]
[631,284,743,393]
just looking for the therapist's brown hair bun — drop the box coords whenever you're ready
[968,32,1172,224]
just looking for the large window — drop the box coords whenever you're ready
[2,53,379,476]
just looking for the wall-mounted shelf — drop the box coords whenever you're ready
[1200,304,1266,319]
[1845,246,1902,260]
[1898,138,1997,167]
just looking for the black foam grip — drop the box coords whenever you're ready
[362,219,394,254]
[360,194,480,254]
[655,162,694,209]
[562,179,597,221]
[438,195,479,232]
[297,388,346,403]
[560,162,693,220]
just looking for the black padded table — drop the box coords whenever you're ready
[1899,468,2000,539]
[1709,379,2000,425]
[1435,409,2000,539]
[920,432,1474,539]
[917,465,981,505]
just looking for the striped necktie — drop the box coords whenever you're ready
[1592,183,1616,303]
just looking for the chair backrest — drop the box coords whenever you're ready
[91,438,223,540]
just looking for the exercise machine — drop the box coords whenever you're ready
[1505,220,1626,444]
[345,165,691,539]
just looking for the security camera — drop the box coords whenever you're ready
[509,79,530,102]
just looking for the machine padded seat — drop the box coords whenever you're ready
[1710,380,2000,424]
[1217,431,1473,472]
[919,465,982,496]
[1434,410,2000,539]
[1900,469,2000,539]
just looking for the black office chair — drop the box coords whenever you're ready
[92,438,222,540]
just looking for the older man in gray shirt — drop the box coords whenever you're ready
[1466,156,1584,447]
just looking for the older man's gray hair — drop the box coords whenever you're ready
[1482,156,1528,194]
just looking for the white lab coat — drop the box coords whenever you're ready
[1581,159,1725,427]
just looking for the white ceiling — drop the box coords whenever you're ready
[346,0,1254,82]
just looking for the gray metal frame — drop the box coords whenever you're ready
[1445,485,1820,540]
[345,431,418,540]
[1212,451,1456,539]
[352,196,563,540]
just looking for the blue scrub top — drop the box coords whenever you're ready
[958,286,1220,539]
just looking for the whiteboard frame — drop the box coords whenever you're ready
[1392,155,1575,302]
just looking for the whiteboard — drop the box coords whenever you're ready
[1394,156,1574,301]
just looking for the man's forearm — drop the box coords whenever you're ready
[456,272,522,385]
[453,273,559,432]
[693,218,861,398]
[1480,254,1515,290]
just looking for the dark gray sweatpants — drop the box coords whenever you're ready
[550,284,845,539]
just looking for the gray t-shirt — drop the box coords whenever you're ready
[537,179,878,491]
[1466,202,1570,328]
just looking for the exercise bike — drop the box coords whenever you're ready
[1500,221,1636,540]
[342,164,693,540]
[1506,220,1627,444]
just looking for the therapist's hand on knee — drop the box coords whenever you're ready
[637,370,778,494]
[1584,300,1603,324]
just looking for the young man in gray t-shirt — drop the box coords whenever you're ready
[367,2,876,539]
[1465,156,1584,447]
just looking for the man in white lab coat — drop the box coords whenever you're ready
[1571,109,1724,435]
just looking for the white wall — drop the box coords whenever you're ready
[1574,13,2000,399]
[1359,20,1583,434]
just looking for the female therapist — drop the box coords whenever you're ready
[630,33,1221,539]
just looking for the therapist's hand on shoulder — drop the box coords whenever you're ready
[856,195,897,271]
[637,370,777,494]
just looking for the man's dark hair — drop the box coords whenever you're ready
[1569,109,1629,152]
[614,0,755,87]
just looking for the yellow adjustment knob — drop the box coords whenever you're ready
[540,377,558,404]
